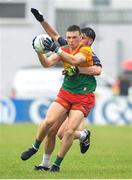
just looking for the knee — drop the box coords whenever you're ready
[64,129,74,138]
[57,131,64,140]
[47,127,57,137]
[44,117,55,129]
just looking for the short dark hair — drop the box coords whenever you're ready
[67,25,81,34]
[81,27,96,41]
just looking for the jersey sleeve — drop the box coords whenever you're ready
[79,46,93,66]
[92,52,102,67]
[57,36,68,46]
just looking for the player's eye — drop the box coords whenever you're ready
[72,36,77,39]
[82,37,87,39]
[67,36,77,39]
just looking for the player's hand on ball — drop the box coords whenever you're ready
[32,36,37,50]
[43,37,59,52]
[62,66,79,76]
[32,34,52,54]
[32,36,43,53]
[31,8,44,22]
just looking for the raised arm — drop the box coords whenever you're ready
[31,8,60,41]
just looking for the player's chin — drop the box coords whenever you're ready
[69,44,76,48]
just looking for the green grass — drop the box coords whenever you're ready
[0,124,132,179]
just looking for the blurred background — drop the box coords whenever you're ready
[0,0,132,124]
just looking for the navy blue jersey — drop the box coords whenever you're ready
[92,52,102,67]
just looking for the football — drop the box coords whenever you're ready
[33,34,51,53]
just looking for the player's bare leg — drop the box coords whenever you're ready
[35,116,90,171]
[57,117,91,154]
[34,114,67,171]
[57,117,87,139]
[21,102,67,161]
[50,110,84,172]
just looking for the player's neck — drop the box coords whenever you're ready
[69,42,83,55]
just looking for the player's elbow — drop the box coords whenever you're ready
[41,61,53,68]
[40,63,49,68]
[96,70,102,76]
[95,66,102,76]
[57,131,64,140]
[54,35,60,41]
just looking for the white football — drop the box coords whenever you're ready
[33,34,51,53]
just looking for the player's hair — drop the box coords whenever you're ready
[67,25,81,34]
[81,27,96,41]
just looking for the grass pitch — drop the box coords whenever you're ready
[0,123,132,179]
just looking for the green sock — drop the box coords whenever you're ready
[33,139,41,150]
[54,155,63,167]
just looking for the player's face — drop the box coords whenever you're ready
[81,33,93,46]
[66,31,82,50]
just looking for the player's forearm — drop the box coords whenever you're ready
[59,50,81,66]
[37,53,50,68]
[31,8,60,41]
[41,21,60,41]
[79,65,102,76]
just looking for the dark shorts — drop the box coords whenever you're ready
[55,88,95,117]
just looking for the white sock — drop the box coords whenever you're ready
[41,154,51,167]
[79,130,87,141]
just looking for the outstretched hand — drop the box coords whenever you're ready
[43,37,59,52]
[31,8,44,22]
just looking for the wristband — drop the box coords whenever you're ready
[55,47,63,55]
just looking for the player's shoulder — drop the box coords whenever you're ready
[80,46,92,54]
[80,46,92,51]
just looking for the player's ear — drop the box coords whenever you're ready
[89,38,93,45]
